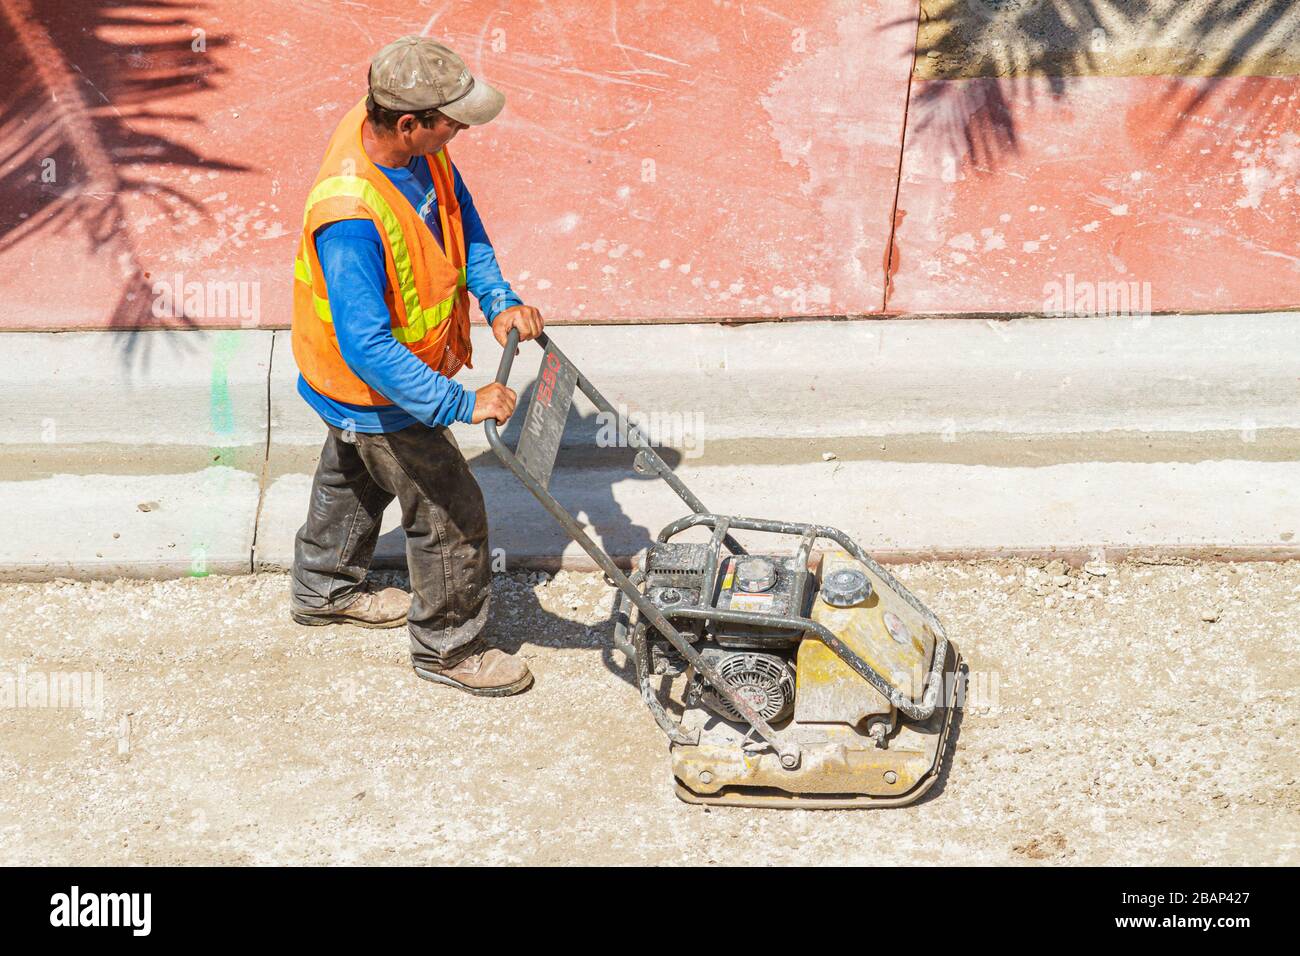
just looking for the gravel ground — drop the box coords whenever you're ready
[1,559,1296,866]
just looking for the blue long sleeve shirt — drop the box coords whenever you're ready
[296,155,522,432]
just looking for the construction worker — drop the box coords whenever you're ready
[288,37,541,697]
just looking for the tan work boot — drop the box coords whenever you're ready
[413,649,533,697]
[291,586,410,629]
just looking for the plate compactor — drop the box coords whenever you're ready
[487,331,960,808]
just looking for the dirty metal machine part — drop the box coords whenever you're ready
[686,648,797,724]
[487,331,799,769]
[487,329,959,807]
[672,645,963,809]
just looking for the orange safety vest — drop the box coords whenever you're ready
[292,99,472,406]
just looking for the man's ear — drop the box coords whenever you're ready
[396,114,416,136]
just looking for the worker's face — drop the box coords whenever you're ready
[398,112,468,154]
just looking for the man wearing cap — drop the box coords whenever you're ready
[289,37,540,697]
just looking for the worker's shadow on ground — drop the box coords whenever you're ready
[376,381,685,692]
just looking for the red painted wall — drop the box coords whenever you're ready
[0,0,918,330]
[889,75,1300,314]
[0,0,1294,331]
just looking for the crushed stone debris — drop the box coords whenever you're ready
[1,558,1296,865]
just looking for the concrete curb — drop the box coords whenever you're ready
[3,313,1299,580]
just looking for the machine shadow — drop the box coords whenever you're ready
[907,658,968,808]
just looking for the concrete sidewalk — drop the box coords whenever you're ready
[1,313,1298,579]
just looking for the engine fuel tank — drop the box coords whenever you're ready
[795,550,937,726]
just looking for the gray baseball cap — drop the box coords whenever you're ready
[368,36,505,125]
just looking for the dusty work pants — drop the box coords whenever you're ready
[290,421,492,668]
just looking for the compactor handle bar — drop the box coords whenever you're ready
[483,328,800,766]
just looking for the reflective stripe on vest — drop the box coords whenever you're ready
[293,255,333,323]
[293,164,468,344]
